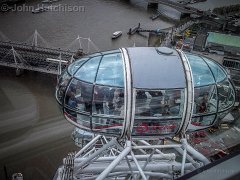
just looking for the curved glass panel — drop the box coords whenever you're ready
[88,52,102,58]
[218,111,230,120]
[74,56,102,83]
[191,114,216,126]
[96,53,124,87]
[76,113,91,129]
[92,116,123,135]
[64,108,91,129]
[193,85,217,115]
[77,81,93,113]
[57,71,71,103]
[186,54,215,86]
[135,89,184,118]
[65,79,79,111]
[64,108,77,122]
[92,85,124,116]
[218,80,235,111]
[132,119,181,136]
[58,70,69,86]
[68,58,88,75]
[202,57,227,83]
[92,85,106,115]
[101,49,120,55]
[65,79,93,113]
[65,79,92,112]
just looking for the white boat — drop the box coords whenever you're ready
[112,31,122,39]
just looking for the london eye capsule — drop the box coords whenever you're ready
[56,47,236,138]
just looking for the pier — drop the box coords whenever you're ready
[128,23,164,35]
[147,0,205,15]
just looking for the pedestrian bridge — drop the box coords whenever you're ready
[0,30,99,75]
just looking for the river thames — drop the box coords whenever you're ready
[0,0,239,179]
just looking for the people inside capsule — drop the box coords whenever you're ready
[112,89,124,116]
[93,86,105,114]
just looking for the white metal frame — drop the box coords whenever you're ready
[54,47,210,180]
[176,49,195,134]
[54,135,210,180]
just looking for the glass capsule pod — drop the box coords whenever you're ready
[56,47,235,138]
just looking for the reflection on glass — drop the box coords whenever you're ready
[135,89,184,118]
[186,54,215,86]
[76,81,93,112]
[92,117,122,134]
[218,80,235,111]
[191,115,216,126]
[218,111,229,119]
[64,108,77,122]
[112,88,125,116]
[65,79,79,110]
[57,71,71,103]
[65,108,91,129]
[68,58,88,75]
[194,85,217,115]
[202,57,226,82]
[96,53,124,87]
[135,90,151,116]
[101,49,120,55]
[75,56,101,83]
[76,113,91,129]
[92,85,124,116]
[65,79,93,113]
[132,119,180,136]
[92,85,106,114]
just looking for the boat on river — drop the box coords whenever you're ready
[111,31,122,39]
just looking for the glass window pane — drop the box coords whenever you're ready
[92,85,107,115]
[57,71,71,104]
[77,81,93,113]
[186,54,215,86]
[193,85,217,115]
[75,56,101,83]
[132,119,181,136]
[76,113,91,129]
[92,85,124,116]
[135,90,151,117]
[203,57,226,82]
[65,79,93,113]
[218,80,235,111]
[96,53,124,87]
[88,52,102,58]
[65,79,78,110]
[68,58,88,75]
[64,108,91,129]
[92,116,123,135]
[101,49,120,55]
[92,86,124,116]
[135,89,184,118]
[64,108,77,122]
[218,111,229,120]
[191,115,216,126]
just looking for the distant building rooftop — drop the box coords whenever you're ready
[207,32,240,49]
